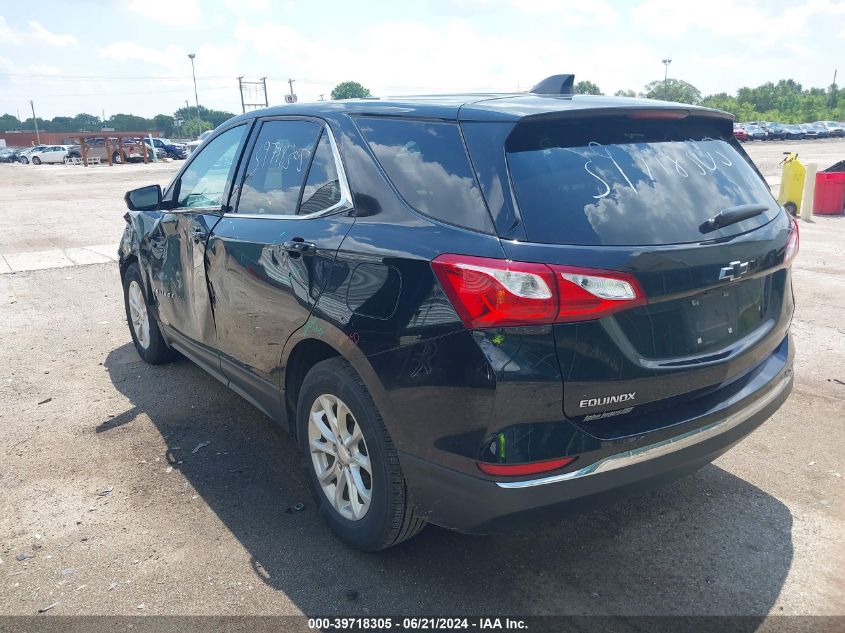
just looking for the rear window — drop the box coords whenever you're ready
[356,117,493,233]
[505,116,780,246]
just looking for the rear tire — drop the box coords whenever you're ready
[112,151,124,164]
[297,358,425,550]
[122,262,177,365]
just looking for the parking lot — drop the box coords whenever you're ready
[0,140,843,617]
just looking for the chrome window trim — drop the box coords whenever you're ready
[224,122,352,220]
[495,369,792,489]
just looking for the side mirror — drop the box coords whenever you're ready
[125,184,162,211]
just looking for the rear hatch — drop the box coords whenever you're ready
[480,109,796,438]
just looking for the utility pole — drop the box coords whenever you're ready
[288,78,295,98]
[239,77,270,112]
[662,59,672,100]
[187,53,200,121]
[29,100,40,144]
[319,94,324,101]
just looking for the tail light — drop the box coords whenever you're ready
[784,217,799,265]
[477,456,576,476]
[553,265,645,322]
[431,254,645,328]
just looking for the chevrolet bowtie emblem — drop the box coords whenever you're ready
[719,260,750,281]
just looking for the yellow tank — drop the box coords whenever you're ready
[777,152,805,216]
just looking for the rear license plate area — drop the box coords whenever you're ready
[685,279,765,349]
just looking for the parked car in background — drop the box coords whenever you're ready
[119,84,797,550]
[148,137,187,159]
[783,124,805,140]
[66,137,163,164]
[17,145,47,164]
[0,148,21,163]
[733,124,747,141]
[186,130,213,155]
[744,124,767,140]
[764,123,786,140]
[70,137,127,164]
[799,123,820,138]
[811,123,830,139]
[816,121,844,137]
[29,145,74,164]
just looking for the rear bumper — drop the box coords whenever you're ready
[401,358,793,534]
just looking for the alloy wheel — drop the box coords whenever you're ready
[127,280,150,349]
[308,394,373,521]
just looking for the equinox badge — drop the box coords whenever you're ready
[579,393,636,408]
[718,260,750,282]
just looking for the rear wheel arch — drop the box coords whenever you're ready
[284,338,341,433]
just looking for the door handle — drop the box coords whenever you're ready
[281,239,317,255]
[191,226,208,243]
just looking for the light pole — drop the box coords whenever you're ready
[29,100,40,144]
[187,53,200,122]
[662,58,672,100]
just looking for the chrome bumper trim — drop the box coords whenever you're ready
[496,370,792,490]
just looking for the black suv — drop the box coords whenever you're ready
[119,75,797,550]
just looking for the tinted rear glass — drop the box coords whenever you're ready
[506,116,779,246]
[356,117,493,233]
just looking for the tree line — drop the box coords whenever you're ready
[3,78,843,136]
[575,78,844,123]
[0,105,237,138]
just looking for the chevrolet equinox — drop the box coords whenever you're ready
[119,75,797,550]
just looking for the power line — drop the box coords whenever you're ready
[0,84,233,100]
[0,71,468,92]
[0,71,233,81]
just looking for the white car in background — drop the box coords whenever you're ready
[186,130,213,155]
[29,145,74,165]
[18,145,47,164]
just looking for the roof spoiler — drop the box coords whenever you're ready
[530,74,575,96]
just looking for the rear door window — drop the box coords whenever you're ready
[237,120,322,216]
[356,117,493,233]
[298,131,342,215]
[505,116,780,246]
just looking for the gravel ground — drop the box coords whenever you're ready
[0,140,843,618]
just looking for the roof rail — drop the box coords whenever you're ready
[530,74,575,96]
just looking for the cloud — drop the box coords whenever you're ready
[233,17,659,99]
[27,21,78,47]
[126,0,202,24]
[98,41,185,70]
[506,0,620,25]
[0,17,77,47]
[0,16,23,45]
[632,0,845,46]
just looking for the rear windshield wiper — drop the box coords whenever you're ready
[699,204,769,234]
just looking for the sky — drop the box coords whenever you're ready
[0,0,843,120]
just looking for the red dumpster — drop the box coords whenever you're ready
[813,172,845,215]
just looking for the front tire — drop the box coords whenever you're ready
[31,156,41,165]
[297,358,425,550]
[122,263,177,364]
[20,156,29,164]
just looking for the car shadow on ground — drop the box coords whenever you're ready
[99,343,793,620]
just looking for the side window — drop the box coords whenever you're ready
[355,117,492,233]
[177,125,247,209]
[298,131,342,215]
[237,120,322,216]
